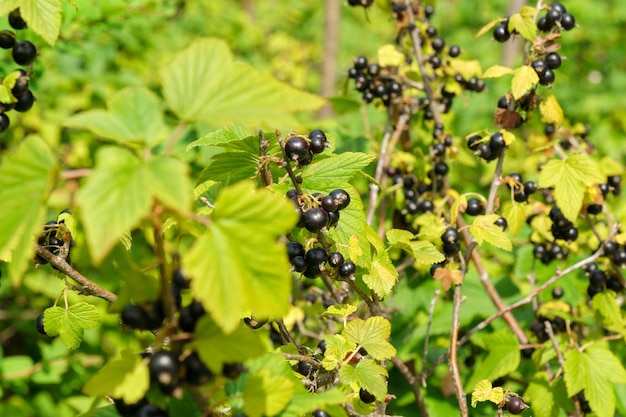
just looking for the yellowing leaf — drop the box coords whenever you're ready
[44,303,100,350]
[482,65,514,79]
[471,379,504,407]
[501,130,516,145]
[323,304,357,319]
[449,59,482,79]
[470,214,513,251]
[342,317,396,361]
[508,12,537,41]
[362,249,398,298]
[540,95,564,126]
[511,66,539,100]
[377,44,404,67]
[83,352,149,404]
[0,0,62,46]
[502,202,527,236]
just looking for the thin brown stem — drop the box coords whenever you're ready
[164,122,188,156]
[420,289,440,378]
[450,285,468,417]
[390,356,430,417]
[60,168,92,180]
[258,129,274,187]
[367,108,394,227]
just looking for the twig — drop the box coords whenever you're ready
[276,319,296,346]
[390,356,430,417]
[35,245,117,302]
[164,121,188,156]
[258,129,274,187]
[450,285,468,417]
[367,109,394,226]
[282,353,322,368]
[420,289,440,380]
[60,168,92,180]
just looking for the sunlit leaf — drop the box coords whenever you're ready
[539,95,564,126]
[467,330,520,389]
[470,214,512,251]
[482,65,514,78]
[243,370,294,417]
[508,12,537,41]
[83,352,149,405]
[475,18,502,38]
[342,317,396,361]
[377,44,404,67]
[0,0,62,46]
[338,359,388,401]
[471,379,504,407]
[511,65,539,99]
[44,303,100,350]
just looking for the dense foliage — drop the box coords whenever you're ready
[1,1,626,417]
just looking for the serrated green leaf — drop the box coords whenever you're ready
[0,355,34,380]
[476,17,502,38]
[339,359,388,401]
[539,156,605,222]
[323,304,357,319]
[193,316,265,373]
[184,181,297,333]
[508,12,537,41]
[524,372,554,417]
[377,44,404,67]
[388,232,445,265]
[467,330,520,389]
[77,148,192,263]
[186,128,246,150]
[471,379,504,407]
[362,247,398,298]
[64,87,167,147]
[44,303,100,350]
[243,370,294,417]
[501,130,516,145]
[342,317,396,361]
[321,335,356,371]
[196,150,259,184]
[279,389,347,417]
[0,137,57,284]
[82,351,149,405]
[385,229,413,245]
[469,214,512,251]
[160,38,324,128]
[0,0,62,46]
[511,65,539,100]
[539,95,564,126]
[592,291,625,331]
[482,65,514,78]
[303,152,375,189]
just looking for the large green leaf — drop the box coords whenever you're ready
[160,38,324,128]
[338,359,388,401]
[183,181,298,333]
[82,352,150,405]
[362,248,397,298]
[77,147,192,263]
[64,87,167,147]
[469,214,512,251]
[0,0,61,46]
[524,372,554,417]
[303,152,375,190]
[243,369,294,417]
[467,330,520,389]
[386,229,445,265]
[0,136,57,284]
[44,303,100,350]
[342,317,396,361]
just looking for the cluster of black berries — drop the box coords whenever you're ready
[532,241,569,265]
[287,241,356,280]
[0,9,38,134]
[584,262,625,298]
[35,209,75,268]
[348,55,403,107]
[466,131,507,162]
[530,51,562,86]
[284,130,329,167]
[288,188,351,233]
[548,206,578,241]
[537,2,576,32]
[390,171,436,217]
[504,172,538,203]
[599,174,621,198]
[530,312,568,343]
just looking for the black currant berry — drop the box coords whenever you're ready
[339,261,356,278]
[287,241,306,259]
[514,190,528,203]
[545,52,562,69]
[121,304,151,330]
[552,286,564,299]
[613,250,626,268]
[545,9,562,27]
[506,396,527,414]
[297,360,313,378]
[424,4,435,18]
[359,388,376,404]
[476,142,493,161]
[441,227,460,245]
[327,211,340,228]
[425,26,437,38]
[309,136,326,154]
[285,137,310,162]
[327,251,345,268]
[448,45,461,57]
[587,203,602,215]
[172,267,190,290]
[184,352,213,385]
[521,347,535,359]
[607,276,625,293]
[494,217,508,231]
[36,313,47,335]
[347,67,359,78]
[467,134,482,150]
[321,195,338,213]
[8,9,27,30]
[138,404,168,417]
[434,161,449,176]
[429,55,442,69]
[419,199,434,213]
[149,350,180,386]
[330,189,350,210]
[431,37,445,52]
[497,95,509,109]
[589,269,607,287]
[312,410,330,417]
[539,68,555,85]
[443,242,460,256]
[353,56,368,71]
[587,284,603,298]
[489,132,506,153]
[531,59,547,75]
[0,113,9,133]
[493,23,510,42]
[560,13,576,30]
[465,198,485,216]
[537,17,549,32]
[114,398,149,417]
[367,63,380,77]
[306,247,327,267]
[303,208,329,233]
[178,307,198,332]
[12,41,37,66]
[317,339,327,354]
[0,30,16,49]
[291,255,307,272]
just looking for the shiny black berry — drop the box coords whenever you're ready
[448,45,461,57]
[317,339,327,354]
[12,41,37,66]
[321,195,338,213]
[149,350,180,386]
[354,56,368,71]
[290,255,307,272]
[539,68,555,85]
[359,388,376,404]
[312,410,330,417]
[285,137,310,162]
[545,52,562,69]
[287,241,306,259]
[330,189,351,210]
[434,161,449,176]
[465,198,485,216]
[339,261,356,278]
[0,30,16,49]
[431,37,445,52]
[489,132,506,153]
[36,313,47,335]
[0,113,9,133]
[493,23,510,42]
[114,398,148,417]
[560,13,576,30]
[173,267,190,290]
[328,251,345,268]
[552,286,564,299]
[506,396,527,414]
[8,9,27,30]
[494,217,508,231]
[531,59,547,74]
[303,208,329,233]
[441,227,460,245]
[184,352,213,385]
[587,203,602,215]
[306,247,327,267]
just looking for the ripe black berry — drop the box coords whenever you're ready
[354,56,368,71]
[121,304,152,330]
[506,396,527,414]
[545,9,562,27]
[587,203,602,215]
[0,113,9,133]
[537,17,549,32]
[149,350,180,386]
[493,23,510,42]
[424,5,435,18]
[285,137,310,162]
[587,284,603,298]
[306,247,327,267]
[339,261,356,278]
[297,361,313,378]
[184,352,213,385]
[613,250,626,268]
[539,68,555,85]
[303,208,329,233]
[489,132,506,153]
[531,59,547,75]
[560,13,576,30]
[552,286,564,299]
[114,398,149,417]
[429,55,442,69]
[494,217,508,231]
[441,227,460,245]
[465,198,485,216]
[443,242,460,256]
[0,30,16,49]
[328,251,345,268]
[367,63,380,77]
[12,41,37,66]
[434,161,449,176]
[419,199,434,212]
[8,9,27,30]
[312,410,330,417]
[476,142,493,161]
[545,52,562,69]
[425,26,437,38]
[359,388,376,404]
[330,189,351,210]
[317,339,327,354]
[173,267,190,290]
[309,137,326,154]
[448,45,461,57]
[467,134,482,150]
[589,269,607,287]
[287,241,306,259]
[497,96,509,109]
[290,255,307,272]
[36,313,47,335]
[431,37,445,52]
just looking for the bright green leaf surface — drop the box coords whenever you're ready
[193,316,265,373]
[160,38,324,128]
[470,214,512,251]
[467,330,519,388]
[482,65,514,78]
[280,389,347,417]
[342,317,396,360]
[508,12,537,41]
[184,181,297,333]
[339,359,388,401]
[387,229,445,265]
[511,65,539,99]
[525,372,555,417]
[0,137,57,284]
[82,352,149,404]
[303,152,375,190]
[44,303,100,350]
[65,87,167,147]
[0,0,62,46]
[243,369,294,417]
[321,335,356,371]
[362,249,397,298]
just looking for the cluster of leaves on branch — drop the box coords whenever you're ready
[1,2,626,417]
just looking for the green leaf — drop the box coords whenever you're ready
[511,65,539,100]
[471,379,504,407]
[502,202,526,236]
[0,0,62,46]
[386,229,445,265]
[0,355,34,380]
[193,316,266,373]
[338,359,388,401]
[538,155,605,221]
[243,369,294,417]
[196,150,259,184]
[482,65,514,79]
[279,389,347,417]
[82,351,149,405]
[323,304,358,319]
[362,248,398,298]
[184,181,297,333]
[186,127,245,150]
[302,152,375,189]
[475,17,502,38]
[539,94,564,126]
[592,291,625,333]
[469,214,512,251]
[321,335,356,371]
[44,303,100,350]
[525,372,555,417]
[377,44,404,67]
[64,87,167,147]
[467,330,520,389]
[342,317,396,361]
[169,389,202,417]
[160,38,324,128]
[508,12,537,41]
[0,136,57,283]
[77,148,192,263]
